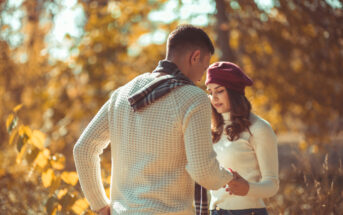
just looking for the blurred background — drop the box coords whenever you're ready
[0,0,343,214]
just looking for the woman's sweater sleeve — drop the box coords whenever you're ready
[73,100,111,211]
[246,121,279,198]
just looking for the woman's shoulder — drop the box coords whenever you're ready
[249,113,275,135]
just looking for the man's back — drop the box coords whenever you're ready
[74,72,232,214]
[108,73,208,214]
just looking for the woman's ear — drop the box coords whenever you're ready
[189,49,201,65]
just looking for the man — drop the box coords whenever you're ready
[73,25,248,215]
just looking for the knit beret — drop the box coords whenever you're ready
[205,61,253,95]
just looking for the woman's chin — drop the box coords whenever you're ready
[215,108,224,114]
[215,107,230,114]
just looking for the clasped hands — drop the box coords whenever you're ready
[224,169,249,196]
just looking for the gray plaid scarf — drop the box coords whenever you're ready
[195,183,209,215]
[128,60,209,215]
[128,60,194,111]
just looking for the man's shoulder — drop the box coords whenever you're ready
[109,73,151,100]
[172,85,210,109]
[126,72,152,87]
[174,85,207,98]
[118,73,152,92]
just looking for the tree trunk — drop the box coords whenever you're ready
[215,0,236,61]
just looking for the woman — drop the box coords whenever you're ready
[205,62,279,215]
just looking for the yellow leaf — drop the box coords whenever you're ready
[6,114,14,129]
[299,140,308,151]
[50,153,66,170]
[34,149,50,169]
[16,143,27,164]
[57,189,68,199]
[18,125,32,139]
[29,130,46,149]
[49,175,61,195]
[9,128,18,145]
[51,208,57,215]
[13,104,23,112]
[72,198,89,214]
[42,168,55,188]
[61,171,79,186]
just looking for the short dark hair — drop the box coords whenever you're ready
[166,25,214,58]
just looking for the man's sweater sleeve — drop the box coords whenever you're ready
[182,91,233,190]
[246,121,279,198]
[73,100,111,211]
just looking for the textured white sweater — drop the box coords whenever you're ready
[209,112,279,210]
[73,73,233,215]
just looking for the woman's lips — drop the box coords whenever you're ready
[214,103,223,108]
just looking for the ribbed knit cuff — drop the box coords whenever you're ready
[89,196,110,212]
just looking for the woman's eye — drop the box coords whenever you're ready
[217,90,224,94]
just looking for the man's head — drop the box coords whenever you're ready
[166,25,214,83]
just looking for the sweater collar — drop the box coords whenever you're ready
[221,112,231,124]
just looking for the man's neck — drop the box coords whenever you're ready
[165,57,191,80]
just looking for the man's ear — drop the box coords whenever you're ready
[189,49,201,65]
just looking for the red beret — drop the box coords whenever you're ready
[205,61,253,95]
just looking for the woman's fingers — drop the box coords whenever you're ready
[225,187,233,195]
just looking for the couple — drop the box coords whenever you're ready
[73,25,279,215]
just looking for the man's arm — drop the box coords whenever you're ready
[182,91,233,190]
[73,100,111,211]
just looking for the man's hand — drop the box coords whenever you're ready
[225,171,249,196]
[96,205,110,215]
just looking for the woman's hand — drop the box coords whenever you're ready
[226,171,249,196]
[96,205,110,215]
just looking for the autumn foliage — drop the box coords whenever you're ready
[1,0,343,214]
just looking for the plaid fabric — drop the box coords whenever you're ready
[195,182,209,215]
[128,60,194,111]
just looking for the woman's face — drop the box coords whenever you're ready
[206,83,230,113]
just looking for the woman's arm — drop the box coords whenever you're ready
[246,120,279,198]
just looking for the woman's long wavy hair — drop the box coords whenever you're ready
[211,88,252,143]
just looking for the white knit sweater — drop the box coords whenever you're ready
[209,112,279,210]
[73,73,233,215]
